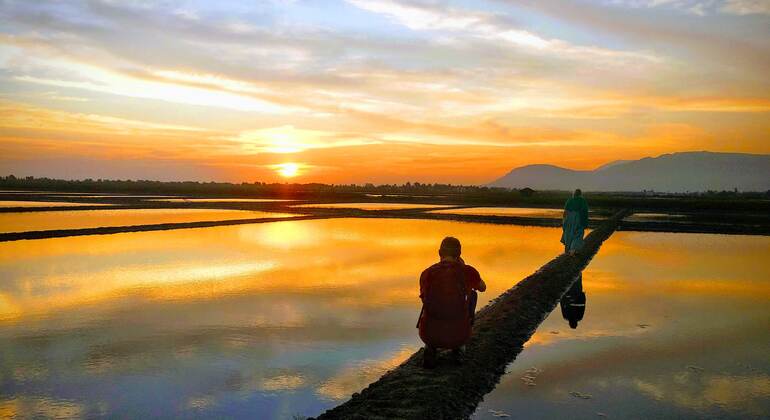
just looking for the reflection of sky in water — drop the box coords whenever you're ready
[146,198,297,203]
[0,219,563,419]
[0,201,112,208]
[624,212,689,222]
[0,209,298,233]
[291,203,452,210]
[429,207,608,219]
[429,207,564,217]
[474,232,770,420]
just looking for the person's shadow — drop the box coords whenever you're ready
[560,274,586,329]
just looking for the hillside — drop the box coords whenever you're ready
[488,151,770,192]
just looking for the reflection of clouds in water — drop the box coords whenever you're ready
[0,260,277,321]
[12,365,48,382]
[237,220,318,249]
[0,294,21,321]
[635,373,770,416]
[185,395,216,410]
[250,302,307,328]
[316,346,417,401]
[261,374,306,391]
[0,396,84,419]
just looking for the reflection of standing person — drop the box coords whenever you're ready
[561,274,586,329]
[561,189,589,255]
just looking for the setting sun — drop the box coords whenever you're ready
[274,163,300,178]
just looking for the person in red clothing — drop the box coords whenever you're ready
[417,236,486,368]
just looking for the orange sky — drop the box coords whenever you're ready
[0,0,768,184]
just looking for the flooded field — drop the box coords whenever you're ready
[0,201,113,208]
[624,212,689,222]
[474,232,770,420]
[0,209,297,234]
[0,219,561,419]
[428,207,609,220]
[291,203,451,210]
[146,198,297,203]
[0,213,767,419]
[429,207,564,218]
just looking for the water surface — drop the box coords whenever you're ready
[474,232,770,419]
[147,198,298,203]
[429,207,564,218]
[0,219,563,419]
[0,201,113,208]
[292,203,451,210]
[0,209,296,233]
[429,207,608,220]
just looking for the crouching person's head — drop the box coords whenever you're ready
[439,236,461,261]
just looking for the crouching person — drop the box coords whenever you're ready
[417,237,486,369]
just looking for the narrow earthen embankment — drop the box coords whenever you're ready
[0,215,325,242]
[313,210,628,420]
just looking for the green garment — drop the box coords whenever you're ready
[561,210,585,252]
[564,196,589,228]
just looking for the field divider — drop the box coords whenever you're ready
[314,209,629,420]
[0,215,326,242]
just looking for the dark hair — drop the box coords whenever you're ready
[439,236,461,258]
[574,188,582,197]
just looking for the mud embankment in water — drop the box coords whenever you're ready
[0,215,326,242]
[313,211,628,420]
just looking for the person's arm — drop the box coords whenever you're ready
[419,270,428,302]
[467,266,487,292]
[477,277,487,292]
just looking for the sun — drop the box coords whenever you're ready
[274,162,300,178]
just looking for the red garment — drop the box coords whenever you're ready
[418,260,483,349]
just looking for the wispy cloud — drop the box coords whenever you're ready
[0,0,767,183]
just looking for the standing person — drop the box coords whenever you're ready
[417,237,486,369]
[561,189,589,255]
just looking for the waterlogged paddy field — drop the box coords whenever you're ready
[0,201,113,208]
[291,202,451,210]
[474,232,770,420]
[1,216,768,420]
[428,207,609,220]
[147,198,298,203]
[0,209,297,234]
[0,219,563,419]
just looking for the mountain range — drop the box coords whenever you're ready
[488,151,770,192]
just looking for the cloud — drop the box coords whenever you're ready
[0,0,768,183]
[721,0,770,15]
[227,125,378,153]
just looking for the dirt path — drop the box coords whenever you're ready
[0,215,326,242]
[313,210,628,420]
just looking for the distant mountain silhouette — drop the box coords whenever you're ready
[488,151,770,192]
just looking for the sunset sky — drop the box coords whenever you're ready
[0,0,768,184]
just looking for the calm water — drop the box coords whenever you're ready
[624,212,690,222]
[1,218,767,419]
[429,207,565,218]
[0,201,112,208]
[146,199,298,203]
[0,209,297,234]
[291,203,451,210]
[428,206,609,220]
[0,218,562,419]
[474,231,770,419]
